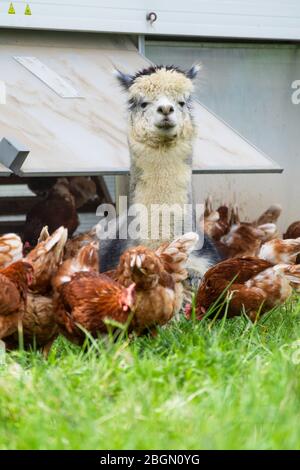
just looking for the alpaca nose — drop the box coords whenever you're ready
[157,104,174,116]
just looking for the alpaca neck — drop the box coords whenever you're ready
[128,136,194,247]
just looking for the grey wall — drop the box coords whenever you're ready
[146,41,300,231]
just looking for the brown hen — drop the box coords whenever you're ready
[53,241,131,345]
[63,226,98,261]
[68,177,97,209]
[259,237,300,265]
[26,226,68,294]
[108,233,199,333]
[111,245,176,334]
[203,196,230,242]
[284,221,300,240]
[53,234,197,343]
[53,240,99,291]
[219,222,277,258]
[193,257,293,321]
[0,261,33,339]
[4,294,57,355]
[3,227,68,353]
[23,178,78,247]
[54,272,135,345]
[6,239,95,353]
[253,204,282,226]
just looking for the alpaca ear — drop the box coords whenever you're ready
[186,64,201,80]
[115,69,134,90]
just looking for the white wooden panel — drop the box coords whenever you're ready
[0,1,300,40]
[0,31,142,175]
[14,57,83,98]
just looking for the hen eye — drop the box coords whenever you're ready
[178,101,185,107]
[141,102,149,109]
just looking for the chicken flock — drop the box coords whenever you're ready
[0,224,198,354]
[1,197,300,355]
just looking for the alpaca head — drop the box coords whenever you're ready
[116,65,200,146]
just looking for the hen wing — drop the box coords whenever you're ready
[23,294,57,345]
[26,226,68,293]
[156,232,199,282]
[204,257,272,284]
[259,238,300,264]
[4,293,58,350]
[227,284,267,320]
[0,274,21,316]
[115,246,166,289]
[64,226,98,260]
[245,265,292,308]
[52,241,99,291]
[55,272,129,343]
[284,222,300,240]
[196,257,273,316]
[253,204,282,226]
[0,274,23,338]
[0,234,23,269]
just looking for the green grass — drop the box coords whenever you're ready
[1,299,300,450]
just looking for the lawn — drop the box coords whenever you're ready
[1,300,300,450]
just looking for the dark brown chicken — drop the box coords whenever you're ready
[216,205,230,239]
[54,272,135,345]
[7,239,97,353]
[190,257,296,322]
[0,261,33,339]
[52,241,135,345]
[53,233,198,343]
[63,226,98,261]
[204,204,230,242]
[111,246,177,334]
[23,178,78,247]
[284,221,300,240]
[107,233,199,333]
[214,203,280,259]
[53,240,99,292]
[203,197,219,239]
[219,222,277,258]
[253,204,282,226]
[8,240,99,349]
[68,177,97,209]
[3,227,68,353]
[4,294,57,355]
[55,240,174,342]
[26,226,68,294]
[193,257,271,320]
[229,204,240,226]
[259,237,300,265]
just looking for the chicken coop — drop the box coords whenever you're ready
[1,0,299,239]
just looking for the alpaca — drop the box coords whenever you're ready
[100,65,220,283]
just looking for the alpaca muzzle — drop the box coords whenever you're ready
[155,119,176,130]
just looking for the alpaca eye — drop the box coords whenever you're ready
[178,101,185,107]
[141,102,149,109]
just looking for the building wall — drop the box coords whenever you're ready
[146,41,300,232]
[0,1,300,40]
